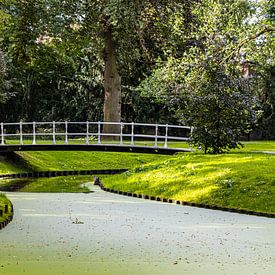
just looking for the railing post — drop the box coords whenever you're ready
[131,122,134,145]
[97,121,101,144]
[154,124,158,147]
[32,121,36,145]
[1,122,4,145]
[190,126,194,151]
[65,121,68,144]
[164,124,168,148]
[120,122,123,145]
[86,121,89,145]
[19,120,23,145]
[52,121,56,145]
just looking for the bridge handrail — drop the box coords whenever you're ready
[2,121,191,128]
[0,121,193,149]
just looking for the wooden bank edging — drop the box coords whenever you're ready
[97,182,275,219]
[1,171,274,219]
[0,202,13,230]
[0,169,127,179]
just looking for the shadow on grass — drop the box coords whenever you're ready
[104,153,275,213]
[0,179,32,192]
[1,152,36,172]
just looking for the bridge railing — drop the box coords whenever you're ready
[0,121,192,149]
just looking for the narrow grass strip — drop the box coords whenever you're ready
[0,193,13,229]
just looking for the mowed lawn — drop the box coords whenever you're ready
[0,151,167,173]
[0,141,275,213]
[102,142,275,214]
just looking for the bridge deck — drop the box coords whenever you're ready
[0,144,191,155]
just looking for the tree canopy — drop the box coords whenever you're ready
[0,0,274,152]
[138,0,274,152]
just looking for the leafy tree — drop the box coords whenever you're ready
[181,60,258,153]
[139,0,262,153]
[237,0,275,138]
[0,0,104,121]
[69,0,197,133]
[0,0,197,127]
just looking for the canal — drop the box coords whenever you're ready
[0,185,274,274]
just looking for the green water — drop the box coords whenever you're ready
[0,190,274,275]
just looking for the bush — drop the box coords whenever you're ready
[183,62,258,153]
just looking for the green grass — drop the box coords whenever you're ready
[102,150,275,214]
[0,151,168,174]
[0,176,95,193]
[0,155,25,174]
[1,141,275,214]
[0,147,169,195]
[0,193,12,223]
[232,140,275,153]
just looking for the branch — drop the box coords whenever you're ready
[135,27,153,63]
[222,26,275,64]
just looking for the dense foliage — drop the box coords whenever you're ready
[0,49,9,102]
[0,0,274,152]
[183,62,257,153]
[139,0,274,152]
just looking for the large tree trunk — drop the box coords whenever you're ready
[103,27,121,137]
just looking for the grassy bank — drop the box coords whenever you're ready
[0,193,12,223]
[0,150,168,194]
[102,150,275,214]
[0,176,95,193]
[0,154,25,174]
[1,141,275,213]
[0,151,167,174]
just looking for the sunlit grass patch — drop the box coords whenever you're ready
[1,141,275,213]
[103,151,275,213]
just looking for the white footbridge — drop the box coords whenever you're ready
[0,121,193,154]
